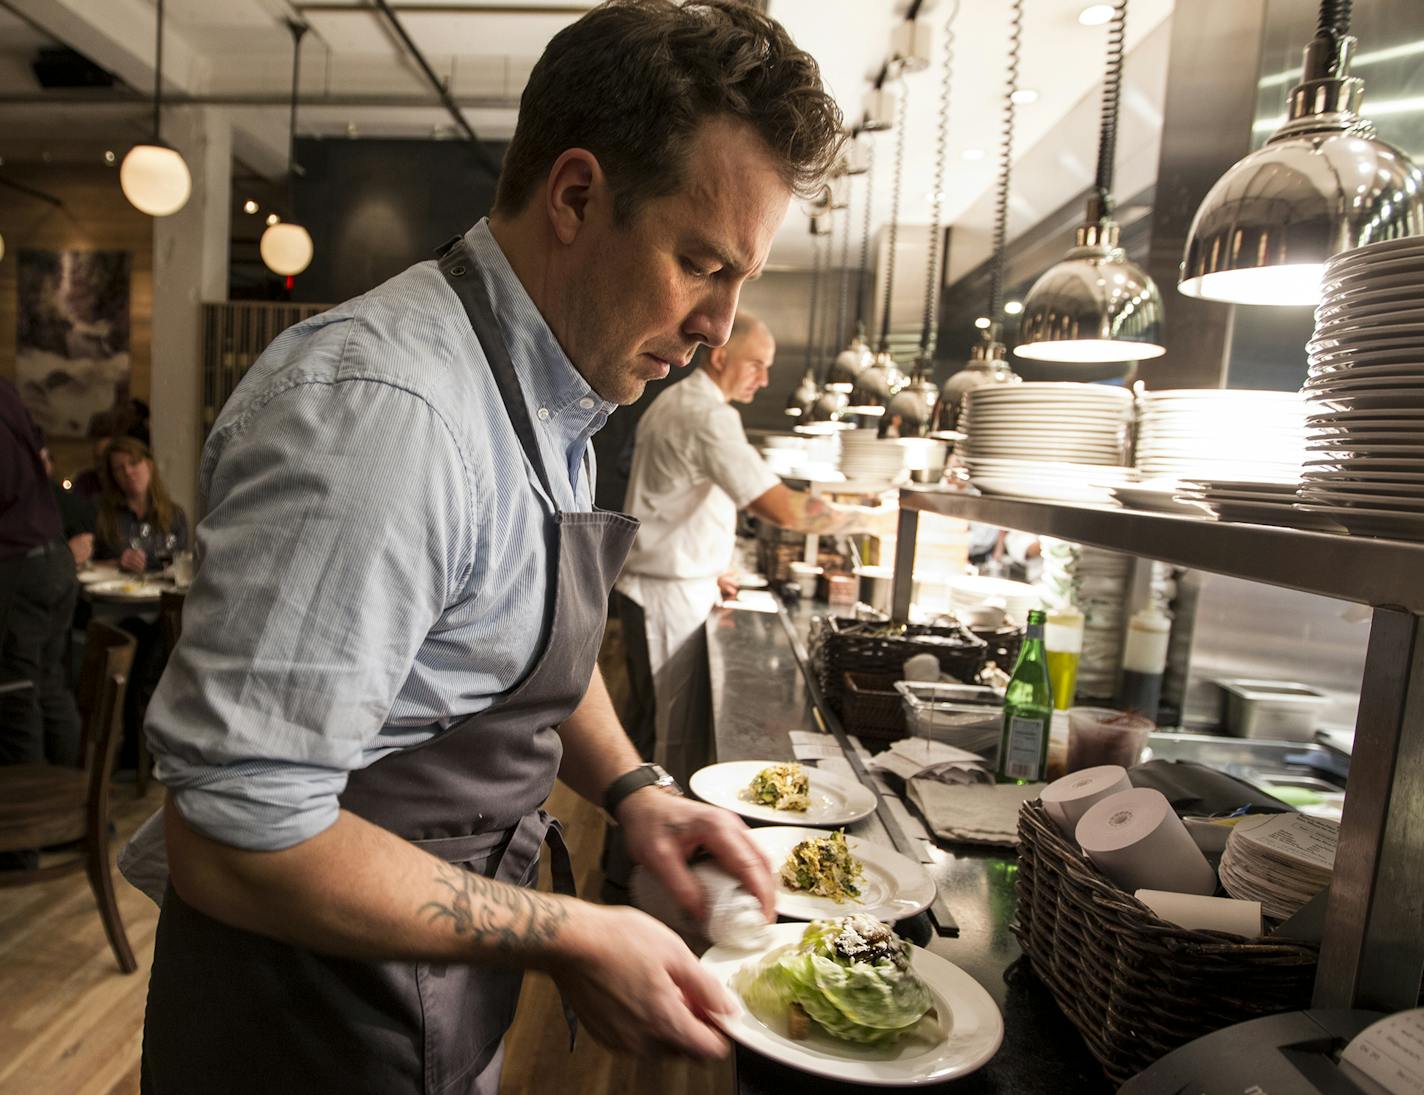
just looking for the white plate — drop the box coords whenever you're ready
[1297,504,1424,539]
[971,477,1116,504]
[1300,487,1424,511]
[1188,498,1341,531]
[1316,298,1424,325]
[1110,485,1200,513]
[1308,360,1424,380]
[1303,470,1424,486]
[76,564,123,586]
[689,761,878,827]
[1180,478,1301,493]
[968,382,1131,400]
[1306,389,1424,412]
[747,827,937,923]
[1325,236,1424,270]
[701,922,1004,1087]
[85,577,167,602]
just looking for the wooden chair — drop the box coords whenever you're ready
[0,621,139,973]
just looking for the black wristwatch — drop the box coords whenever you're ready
[603,763,683,820]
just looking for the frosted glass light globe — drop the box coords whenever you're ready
[120,143,191,216]
[260,222,314,277]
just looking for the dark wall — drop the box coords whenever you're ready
[290,137,508,305]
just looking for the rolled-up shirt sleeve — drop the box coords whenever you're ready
[694,406,780,508]
[146,376,474,851]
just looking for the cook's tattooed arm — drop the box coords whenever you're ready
[420,860,568,952]
[787,494,880,536]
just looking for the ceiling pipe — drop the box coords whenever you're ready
[369,0,503,176]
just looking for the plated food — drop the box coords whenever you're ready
[747,762,810,812]
[702,919,1004,1086]
[780,829,864,902]
[746,826,938,923]
[689,760,877,827]
[734,916,938,1046]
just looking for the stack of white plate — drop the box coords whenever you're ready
[1074,547,1133,701]
[960,383,1135,503]
[1175,480,1336,530]
[838,430,909,483]
[1299,236,1424,540]
[1135,390,1307,484]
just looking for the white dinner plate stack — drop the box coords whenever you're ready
[837,430,910,484]
[1134,389,1308,485]
[960,383,1135,504]
[1073,547,1133,701]
[1174,479,1338,530]
[1299,236,1424,540]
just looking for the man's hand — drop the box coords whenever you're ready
[118,546,146,573]
[68,532,94,568]
[716,572,740,601]
[548,903,735,1059]
[617,787,774,920]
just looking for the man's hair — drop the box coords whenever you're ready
[493,0,844,223]
[701,310,770,368]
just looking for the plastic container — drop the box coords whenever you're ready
[1117,606,1171,720]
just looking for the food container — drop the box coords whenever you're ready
[894,680,1003,758]
[855,565,894,615]
[1217,678,1328,742]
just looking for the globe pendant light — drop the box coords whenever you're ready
[932,0,1024,432]
[847,72,912,418]
[1177,0,1424,306]
[261,20,315,278]
[120,0,191,217]
[884,2,960,440]
[1014,0,1164,363]
[825,129,878,394]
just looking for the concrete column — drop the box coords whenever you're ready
[151,106,231,519]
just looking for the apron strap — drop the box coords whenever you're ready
[437,236,561,512]
[492,809,580,1049]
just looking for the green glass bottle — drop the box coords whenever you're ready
[996,608,1054,784]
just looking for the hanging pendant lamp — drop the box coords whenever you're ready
[1014,0,1164,363]
[786,224,827,420]
[847,72,912,418]
[120,0,191,217]
[825,126,878,394]
[884,3,960,440]
[1177,0,1424,306]
[932,0,1024,433]
[261,20,315,278]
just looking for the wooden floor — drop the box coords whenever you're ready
[0,624,732,1095]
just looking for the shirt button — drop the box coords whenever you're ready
[537,407,551,421]
[579,397,595,410]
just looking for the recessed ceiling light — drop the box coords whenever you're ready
[962,148,986,161]
[1078,4,1114,26]
[243,199,259,214]
[266,213,280,226]
[1004,300,1024,315]
[974,316,992,329]
[103,149,116,165]
[1011,88,1039,105]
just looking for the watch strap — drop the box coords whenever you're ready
[603,764,681,819]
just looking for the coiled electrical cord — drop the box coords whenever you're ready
[987,0,1024,324]
[1092,0,1126,215]
[919,0,960,357]
[877,78,909,353]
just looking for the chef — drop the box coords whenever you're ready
[613,314,896,791]
[133,2,845,1092]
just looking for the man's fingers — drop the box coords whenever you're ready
[663,967,733,1058]
[671,951,738,1019]
[695,816,776,918]
[650,851,708,920]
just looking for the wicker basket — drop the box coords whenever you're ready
[840,671,908,740]
[1011,799,1319,1087]
[809,616,988,721]
[971,623,1024,670]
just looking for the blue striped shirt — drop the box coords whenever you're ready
[146,220,616,851]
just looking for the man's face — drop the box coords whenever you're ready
[557,118,793,405]
[713,325,776,404]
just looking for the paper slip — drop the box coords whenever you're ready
[1340,1009,1424,1095]
[720,590,779,613]
[1233,813,1339,872]
[889,738,983,767]
[786,730,846,761]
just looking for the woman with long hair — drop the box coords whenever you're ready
[95,436,189,573]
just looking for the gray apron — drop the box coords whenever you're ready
[140,236,638,1095]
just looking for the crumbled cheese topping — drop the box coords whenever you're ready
[832,915,902,966]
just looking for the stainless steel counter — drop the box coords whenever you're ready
[705,597,1110,1094]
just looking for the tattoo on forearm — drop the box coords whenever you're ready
[420,861,568,952]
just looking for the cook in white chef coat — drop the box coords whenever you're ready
[612,312,894,794]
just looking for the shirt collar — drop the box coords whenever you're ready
[462,219,617,429]
[688,367,731,404]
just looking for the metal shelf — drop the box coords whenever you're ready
[889,486,1424,1015]
[896,489,1424,612]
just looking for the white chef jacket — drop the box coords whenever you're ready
[617,367,780,594]
[614,367,780,781]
